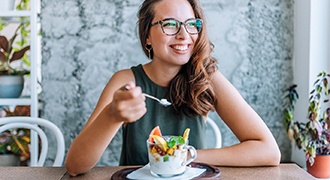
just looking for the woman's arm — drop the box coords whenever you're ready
[196,71,281,166]
[65,69,146,176]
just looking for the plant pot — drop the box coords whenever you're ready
[307,155,330,178]
[0,75,24,98]
[0,0,16,11]
[0,154,20,166]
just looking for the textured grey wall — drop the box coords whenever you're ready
[41,0,293,165]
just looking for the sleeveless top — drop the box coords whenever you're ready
[119,64,206,165]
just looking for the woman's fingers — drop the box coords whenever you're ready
[119,101,147,122]
[111,82,146,123]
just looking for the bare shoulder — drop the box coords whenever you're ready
[103,68,135,93]
[210,70,246,110]
[96,68,135,106]
[211,70,234,92]
[111,68,134,80]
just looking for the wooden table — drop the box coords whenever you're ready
[0,163,314,180]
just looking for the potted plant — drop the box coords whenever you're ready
[283,71,330,178]
[0,0,31,98]
[0,106,31,166]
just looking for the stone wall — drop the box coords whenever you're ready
[41,0,293,165]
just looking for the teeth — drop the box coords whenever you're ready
[173,45,188,51]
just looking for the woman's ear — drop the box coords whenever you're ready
[146,37,151,45]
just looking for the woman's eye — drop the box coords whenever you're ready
[163,21,177,27]
[187,21,196,27]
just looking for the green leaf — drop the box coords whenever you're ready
[324,78,329,95]
[284,109,293,121]
[167,141,175,148]
[310,89,315,95]
[309,101,315,110]
[177,137,185,144]
[163,154,169,162]
[168,136,185,147]
[316,85,322,94]
[0,143,8,153]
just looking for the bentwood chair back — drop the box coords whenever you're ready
[206,117,222,148]
[0,116,65,166]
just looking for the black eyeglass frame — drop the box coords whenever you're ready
[150,18,203,36]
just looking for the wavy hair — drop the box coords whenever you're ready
[138,0,218,117]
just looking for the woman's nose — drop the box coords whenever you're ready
[175,26,189,39]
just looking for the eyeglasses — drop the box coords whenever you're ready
[151,18,203,36]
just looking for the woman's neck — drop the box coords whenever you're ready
[143,62,181,87]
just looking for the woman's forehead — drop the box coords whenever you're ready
[152,0,195,21]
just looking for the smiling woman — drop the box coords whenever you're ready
[65,0,280,177]
[34,0,299,170]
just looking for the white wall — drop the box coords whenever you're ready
[310,0,330,75]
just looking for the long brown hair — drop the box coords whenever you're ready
[138,0,218,117]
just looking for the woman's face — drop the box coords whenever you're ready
[147,0,198,67]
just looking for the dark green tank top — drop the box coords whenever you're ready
[119,64,206,165]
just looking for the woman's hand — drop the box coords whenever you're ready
[108,81,147,123]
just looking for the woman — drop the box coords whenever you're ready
[65,0,281,176]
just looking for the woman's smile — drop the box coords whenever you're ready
[170,44,190,54]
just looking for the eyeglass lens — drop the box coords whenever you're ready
[161,19,202,35]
